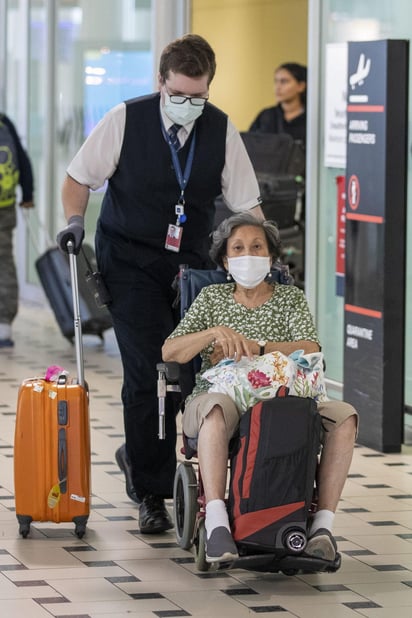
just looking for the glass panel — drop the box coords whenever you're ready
[5,0,22,116]
[5,0,153,289]
[316,0,412,406]
[28,1,48,286]
[4,1,38,294]
[55,0,152,248]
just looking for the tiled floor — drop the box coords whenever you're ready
[1,300,412,618]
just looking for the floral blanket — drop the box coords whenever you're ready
[202,349,328,413]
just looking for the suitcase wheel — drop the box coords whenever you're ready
[17,515,32,539]
[73,515,88,539]
[19,523,30,538]
[283,529,307,553]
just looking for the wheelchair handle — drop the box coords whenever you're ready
[157,362,181,440]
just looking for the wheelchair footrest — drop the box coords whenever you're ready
[217,551,342,574]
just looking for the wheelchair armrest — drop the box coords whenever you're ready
[156,361,180,383]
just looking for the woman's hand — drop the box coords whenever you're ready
[162,326,257,365]
[209,344,225,366]
[209,326,254,362]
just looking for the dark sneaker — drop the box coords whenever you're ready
[205,526,239,563]
[305,528,337,561]
[139,494,174,534]
[115,444,141,504]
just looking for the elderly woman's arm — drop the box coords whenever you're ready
[208,338,320,366]
[162,329,215,364]
[265,340,320,356]
[162,325,256,365]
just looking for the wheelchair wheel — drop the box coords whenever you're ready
[173,462,199,550]
[195,519,210,572]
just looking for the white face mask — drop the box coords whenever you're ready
[227,256,271,289]
[163,91,205,125]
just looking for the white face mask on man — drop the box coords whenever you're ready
[163,91,205,125]
[226,256,271,289]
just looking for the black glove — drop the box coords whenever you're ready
[56,215,85,254]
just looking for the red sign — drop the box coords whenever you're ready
[336,175,346,283]
[347,174,360,210]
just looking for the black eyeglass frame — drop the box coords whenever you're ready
[165,86,209,107]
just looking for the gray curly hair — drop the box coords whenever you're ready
[210,212,282,268]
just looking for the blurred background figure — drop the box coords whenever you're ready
[249,62,307,144]
[246,63,307,288]
[0,113,34,347]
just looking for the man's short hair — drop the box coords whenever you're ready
[159,34,216,85]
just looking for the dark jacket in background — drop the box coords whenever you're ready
[0,113,34,206]
[249,104,306,144]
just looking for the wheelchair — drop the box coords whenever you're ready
[157,264,341,575]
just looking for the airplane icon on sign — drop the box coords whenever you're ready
[349,53,371,89]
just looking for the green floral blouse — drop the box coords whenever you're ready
[167,282,321,401]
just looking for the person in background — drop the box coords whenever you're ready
[0,113,34,348]
[249,62,307,144]
[249,63,307,288]
[162,212,358,564]
[56,34,264,535]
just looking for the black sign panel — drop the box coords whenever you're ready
[343,40,408,452]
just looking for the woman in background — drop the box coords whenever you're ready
[249,62,307,144]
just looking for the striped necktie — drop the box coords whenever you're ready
[168,123,181,151]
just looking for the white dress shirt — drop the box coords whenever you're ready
[67,99,261,212]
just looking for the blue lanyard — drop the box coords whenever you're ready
[162,122,196,221]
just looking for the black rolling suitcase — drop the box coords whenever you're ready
[36,244,112,341]
[257,173,304,229]
[228,393,321,554]
[240,131,305,178]
[239,131,305,229]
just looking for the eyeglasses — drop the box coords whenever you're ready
[165,86,208,106]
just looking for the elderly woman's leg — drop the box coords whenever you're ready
[316,413,357,512]
[197,404,239,562]
[181,393,241,564]
[197,405,229,502]
[306,402,358,560]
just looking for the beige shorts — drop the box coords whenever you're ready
[182,392,358,442]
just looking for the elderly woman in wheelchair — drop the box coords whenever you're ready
[162,212,358,565]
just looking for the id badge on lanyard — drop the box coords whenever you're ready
[165,222,183,252]
[163,124,196,253]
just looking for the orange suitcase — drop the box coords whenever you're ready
[14,243,91,538]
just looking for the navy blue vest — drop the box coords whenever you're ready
[98,93,227,258]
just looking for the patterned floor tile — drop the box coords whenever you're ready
[0,301,411,617]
